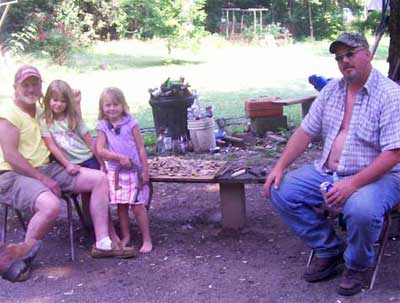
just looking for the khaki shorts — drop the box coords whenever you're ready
[0,162,76,213]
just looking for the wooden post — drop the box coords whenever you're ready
[253,10,257,35]
[231,10,236,36]
[219,183,246,230]
[0,1,17,33]
[308,0,314,40]
[226,10,229,38]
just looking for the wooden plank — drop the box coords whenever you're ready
[271,95,317,106]
[150,175,218,182]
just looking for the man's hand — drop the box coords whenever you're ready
[40,175,61,198]
[264,167,284,199]
[326,178,357,207]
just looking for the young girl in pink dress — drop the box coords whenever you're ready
[96,87,152,253]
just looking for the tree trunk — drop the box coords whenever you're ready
[307,0,314,40]
[388,0,400,81]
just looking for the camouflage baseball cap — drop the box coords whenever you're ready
[329,32,369,53]
[14,65,42,84]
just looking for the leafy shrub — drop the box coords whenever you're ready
[30,14,74,64]
[5,25,37,54]
[6,12,74,65]
[351,11,382,35]
[39,27,73,65]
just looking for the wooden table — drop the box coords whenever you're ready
[150,170,265,230]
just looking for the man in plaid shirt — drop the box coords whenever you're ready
[264,32,400,296]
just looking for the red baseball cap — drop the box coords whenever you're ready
[14,65,42,84]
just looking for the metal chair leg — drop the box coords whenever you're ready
[3,193,84,262]
[65,197,75,261]
[2,205,26,242]
[306,210,393,290]
[369,211,392,290]
[306,249,314,267]
[1,204,8,242]
[71,194,90,231]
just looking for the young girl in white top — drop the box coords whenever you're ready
[96,87,152,253]
[40,79,102,173]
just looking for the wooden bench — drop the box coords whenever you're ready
[150,168,265,231]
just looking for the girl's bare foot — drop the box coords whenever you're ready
[139,241,153,253]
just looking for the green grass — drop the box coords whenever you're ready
[0,36,390,129]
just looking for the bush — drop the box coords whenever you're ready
[38,27,73,65]
[29,14,74,64]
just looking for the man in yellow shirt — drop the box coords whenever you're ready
[0,65,136,282]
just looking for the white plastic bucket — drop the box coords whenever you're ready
[188,118,216,152]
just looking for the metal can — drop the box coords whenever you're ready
[320,181,333,203]
[320,181,342,215]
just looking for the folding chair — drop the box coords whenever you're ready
[1,193,89,261]
[306,210,393,290]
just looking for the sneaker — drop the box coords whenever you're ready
[91,243,138,259]
[303,254,344,282]
[337,268,368,296]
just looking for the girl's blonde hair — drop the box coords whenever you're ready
[98,87,130,120]
[42,80,81,130]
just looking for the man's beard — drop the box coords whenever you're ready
[19,95,39,105]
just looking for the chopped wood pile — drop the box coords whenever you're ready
[149,156,226,179]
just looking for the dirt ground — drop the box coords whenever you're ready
[1,133,400,303]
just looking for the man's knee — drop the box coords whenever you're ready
[270,185,291,211]
[34,193,61,220]
[344,199,377,226]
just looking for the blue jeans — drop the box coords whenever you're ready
[270,164,400,271]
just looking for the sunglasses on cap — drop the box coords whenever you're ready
[334,48,364,62]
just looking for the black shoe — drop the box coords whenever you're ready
[1,260,28,282]
[337,268,368,296]
[303,254,344,282]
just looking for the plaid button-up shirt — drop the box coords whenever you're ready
[301,68,400,177]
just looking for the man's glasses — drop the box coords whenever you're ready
[335,48,363,62]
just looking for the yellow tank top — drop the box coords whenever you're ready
[0,104,49,170]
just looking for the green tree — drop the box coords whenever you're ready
[116,0,154,39]
[205,0,364,40]
[115,0,207,53]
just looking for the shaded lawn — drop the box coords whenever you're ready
[0,37,390,129]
